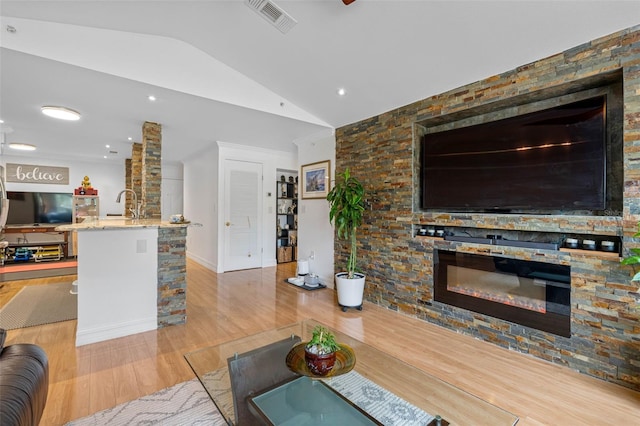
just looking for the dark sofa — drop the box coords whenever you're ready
[0,329,49,426]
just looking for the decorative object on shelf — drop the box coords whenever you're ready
[327,167,366,312]
[601,240,615,252]
[301,160,330,199]
[303,325,340,376]
[280,175,286,182]
[74,175,98,195]
[564,238,578,248]
[170,214,186,223]
[287,202,296,214]
[288,176,294,183]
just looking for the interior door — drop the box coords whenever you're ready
[224,160,262,271]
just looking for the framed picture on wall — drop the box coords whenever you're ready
[301,160,330,199]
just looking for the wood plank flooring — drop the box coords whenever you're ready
[2,260,639,425]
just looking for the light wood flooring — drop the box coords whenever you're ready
[2,260,639,425]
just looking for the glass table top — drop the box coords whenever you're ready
[184,319,518,426]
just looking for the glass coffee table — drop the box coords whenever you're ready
[184,319,518,426]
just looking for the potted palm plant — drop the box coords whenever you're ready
[326,167,366,311]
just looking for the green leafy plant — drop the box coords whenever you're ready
[326,168,365,279]
[305,325,340,355]
[621,222,640,281]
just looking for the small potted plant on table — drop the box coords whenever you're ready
[304,325,340,376]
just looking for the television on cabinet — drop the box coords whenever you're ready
[420,96,607,213]
[6,191,73,225]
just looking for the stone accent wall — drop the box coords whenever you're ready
[335,26,640,390]
[157,227,187,327]
[142,122,162,219]
[124,143,143,217]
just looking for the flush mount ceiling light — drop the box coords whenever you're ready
[337,88,346,96]
[148,95,156,101]
[9,143,36,151]
[41,106,81,121]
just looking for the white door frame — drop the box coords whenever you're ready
[222,159,263,272]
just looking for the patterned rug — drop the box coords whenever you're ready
[0,282,77,330]
[65,379,226,426]
[66,371,434,426]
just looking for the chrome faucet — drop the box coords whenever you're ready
[116,189,143,219]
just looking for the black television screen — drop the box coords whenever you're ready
[6,191,73,225]
[421,96,606,213]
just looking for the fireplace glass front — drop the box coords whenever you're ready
[434,250,571,337]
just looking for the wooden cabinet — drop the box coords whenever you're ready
[3,226,69,262]
[276,179,297,263]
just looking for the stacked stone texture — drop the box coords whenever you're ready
[142,121,162,219]
[157,227,187,327]
[335,25,640,390]
[129,143,143,217]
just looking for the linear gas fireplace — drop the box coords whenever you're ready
[434,250,571,337]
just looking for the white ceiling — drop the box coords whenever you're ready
[1,0,638,165]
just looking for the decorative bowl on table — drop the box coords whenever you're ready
[286,342,355,378]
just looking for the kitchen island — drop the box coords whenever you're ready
[57,219,192,346]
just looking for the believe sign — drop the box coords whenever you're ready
[6,163,70,185]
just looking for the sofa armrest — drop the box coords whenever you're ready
[0,343,49,426]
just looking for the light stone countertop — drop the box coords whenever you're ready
[56,218,196,232]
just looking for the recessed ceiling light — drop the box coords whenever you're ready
[41,106,81,121]
[148,95,156,101]
[9,143,36,151]
[105,144,110,148]
[128,137,133,141]
[337,88,346,96]
[0,119,4,124]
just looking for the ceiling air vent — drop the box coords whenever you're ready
[245,0,297,34]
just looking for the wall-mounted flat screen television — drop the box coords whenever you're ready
[6,191,73,225]
[420,96,606,213]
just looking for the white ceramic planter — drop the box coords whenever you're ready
[335,272,366,311]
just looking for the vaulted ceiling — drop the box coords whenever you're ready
[1,1,638,164]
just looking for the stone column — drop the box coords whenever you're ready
[142,121,162,219]
[123,143,143,217]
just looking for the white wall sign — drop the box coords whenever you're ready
[6,163,70,185]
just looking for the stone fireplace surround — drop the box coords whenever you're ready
[334,25,640,390]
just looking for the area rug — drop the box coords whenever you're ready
[66,379,225,426]
[0,282,77,330]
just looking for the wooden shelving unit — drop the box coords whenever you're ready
[276,178,297,263]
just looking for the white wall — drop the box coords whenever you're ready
[217,142,296,272]
[1,155,183,220]
[183,141,298,273]
[183,146,218,271]
[161,163,184,220]
[1,154,125,214]
[295,132,336,288]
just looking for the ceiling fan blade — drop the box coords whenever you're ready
[342,0,356,4]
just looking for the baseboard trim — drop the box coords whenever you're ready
[76,317,157,346]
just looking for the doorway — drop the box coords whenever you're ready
[223,160,263,271]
